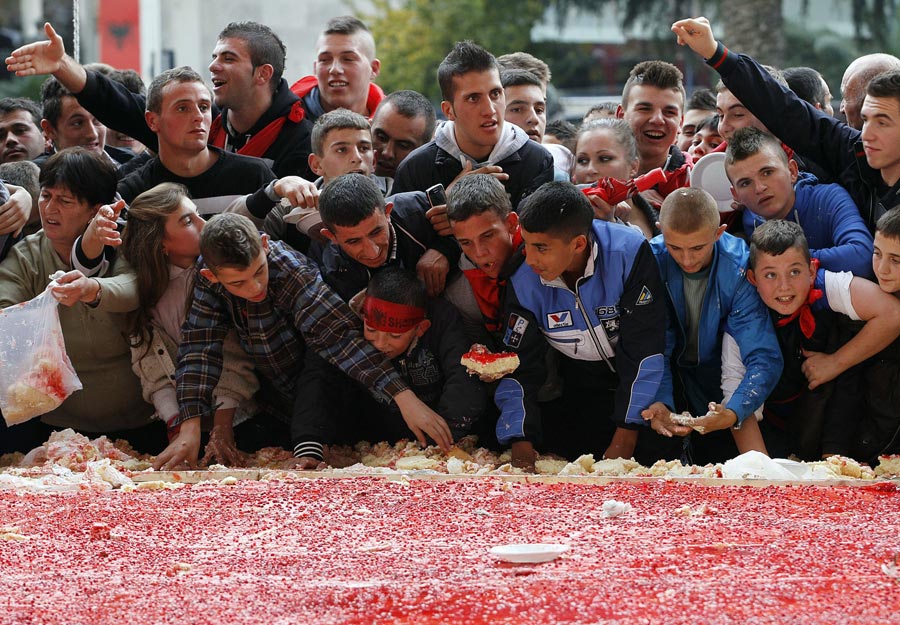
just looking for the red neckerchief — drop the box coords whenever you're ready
[774,259,823,339]
[208,101,306,158]
[462,229,523,332]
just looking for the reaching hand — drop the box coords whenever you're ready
[281,456,327,471]
[692,403,738,433]
[200,423,247,467]
[641,401,692,437]
[83,200,125,255]
[274,176,319,209]
[5,23,66,77]
[153,419,202,471]
[801,349,842,390]
[671,17,718,59]
[0,185,31,236]
[49,270,100,307]
[415,248,450,296]
[393,389,453,451]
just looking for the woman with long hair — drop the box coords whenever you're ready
[572,118,659,239]
[0,148,156,452]
[121,182,259,469]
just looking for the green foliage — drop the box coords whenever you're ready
[360,0,549,102]
[0,75,44,102]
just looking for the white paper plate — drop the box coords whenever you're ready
[489,543,569,563]
[690,151,734,212]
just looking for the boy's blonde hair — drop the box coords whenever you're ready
[658,188,720,234]
[200,213,262,272]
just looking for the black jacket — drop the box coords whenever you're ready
[709,42,900,230]
[76,72,314,180]
[318,191,460,302]
[118,147,276,218]
[391,138,554,209]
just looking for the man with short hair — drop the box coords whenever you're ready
[117,67,279,217]
[678,88,716,152]
[673,17,900,229]
[840,53,900,129]
[392,41,553,210]
[783,66,834,117]
[497,51,551,91]
[501,69,546,144]
[508,181,667,466]
[290,16,383,122]
[715,71,784,141]
[7,21,314,180]
[617,60,687,174]
[0,97,45,163]
[370,90,435,181]
[37,76,131,167]
[616,60,690,202]
[317,173,452,302]
[501,68,572,182]
[725,127,872,277]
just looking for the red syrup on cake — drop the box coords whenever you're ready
[460,344,520,376]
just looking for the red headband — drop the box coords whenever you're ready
[363,296,426,333]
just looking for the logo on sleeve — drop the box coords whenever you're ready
[595,305,620,339]
[636,286,654,306]
[503,313,529,348]
[546,310,573,329]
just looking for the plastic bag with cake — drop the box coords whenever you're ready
[0,277,82,425]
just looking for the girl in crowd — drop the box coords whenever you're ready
[571,118,659,239]
[0,148,157,453]
[120,183,264,470]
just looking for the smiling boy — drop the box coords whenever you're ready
[168,213,452,470]
[617,60,686,179]
[289,16,383,123]
[746,219,900,458]
[726,127,873,278]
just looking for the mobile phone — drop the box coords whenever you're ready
[426,183,447,207]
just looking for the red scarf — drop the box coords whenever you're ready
[775,259,823,339]
[208,101,306,158]
[462,229,523,332]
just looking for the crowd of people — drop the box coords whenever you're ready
[1,14,899,473]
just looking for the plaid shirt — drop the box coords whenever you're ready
[175,240,408,426]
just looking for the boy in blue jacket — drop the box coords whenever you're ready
[725,127,873,278]
[642,188,782,464]
[505,181,667,465]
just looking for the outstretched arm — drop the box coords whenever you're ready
[803,275,900,389]
[5,23,87,93]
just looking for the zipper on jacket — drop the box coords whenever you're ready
[573,281,615,373]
